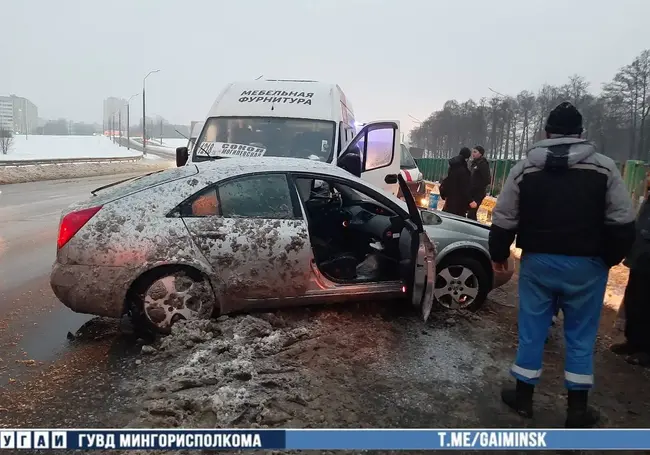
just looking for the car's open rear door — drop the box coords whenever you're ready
[397,174,435,322]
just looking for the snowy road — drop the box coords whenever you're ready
[0,173,147,426]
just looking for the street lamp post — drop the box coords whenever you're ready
[118,109,122,146]
[18,108,27,140]
[126,93,139,151]
[142,69,160,155]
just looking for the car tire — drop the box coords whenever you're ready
[130,267,216,335]
[434,256,490,312]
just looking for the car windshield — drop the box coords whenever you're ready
[400,144,417,169]
[193,116,336,163]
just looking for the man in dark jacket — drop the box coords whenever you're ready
[440,147,471,216]
[611,193,650,366]
[468,145,491,220]
[489,102,636,428]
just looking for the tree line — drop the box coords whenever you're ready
[409,49,650,163]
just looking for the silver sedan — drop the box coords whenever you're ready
[50,158,512,333]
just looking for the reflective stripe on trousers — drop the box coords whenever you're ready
[512,253,608,390]
[564,371,594,386]
[511,364,542,380]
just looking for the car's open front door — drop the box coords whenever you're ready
[396,173,435,322]
[336,121,401,196]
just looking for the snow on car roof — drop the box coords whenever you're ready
[194,156,354,179]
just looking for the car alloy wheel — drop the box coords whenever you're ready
[434,264,480,310]
[142,271,214,333]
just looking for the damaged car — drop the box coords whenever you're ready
[50,158,438,333]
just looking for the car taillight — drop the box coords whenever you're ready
[57,206,102,249]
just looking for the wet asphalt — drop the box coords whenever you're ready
[0,173,148,427]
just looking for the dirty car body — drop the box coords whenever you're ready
[51,158,437,332]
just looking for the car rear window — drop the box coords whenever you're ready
[90,165,198,205]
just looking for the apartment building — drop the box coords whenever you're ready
[103,97,127,132]
[0,95,39,133]
[0,98,12,131]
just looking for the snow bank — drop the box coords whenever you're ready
[0,159,173,185]
[0,135,141,161]
[126,303,509,445]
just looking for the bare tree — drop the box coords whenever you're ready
[0,128,13,155]
[409,51,650,165]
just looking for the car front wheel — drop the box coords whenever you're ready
[433,256,490,311]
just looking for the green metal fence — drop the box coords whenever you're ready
[415,158,648,202]
[623,160,648,207]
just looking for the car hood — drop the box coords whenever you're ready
[423,210,489,240]
[436,211,488,229]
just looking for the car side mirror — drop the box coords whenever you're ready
[176,146,189,167]
[384,174,398,184]
[420,210,441,225]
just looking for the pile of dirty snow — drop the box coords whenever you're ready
[126,302,512,442]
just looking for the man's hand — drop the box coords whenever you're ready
[469,201,478,209]
[492,261,508,272]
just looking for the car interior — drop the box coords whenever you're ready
[294,177,409,283]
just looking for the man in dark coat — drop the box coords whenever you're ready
[489,102,636,428]
[611,193,650,366]
[439,147,471,216]
[467,145,491,220]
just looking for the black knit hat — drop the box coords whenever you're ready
[545,102,583,136]
[459,147,471,159]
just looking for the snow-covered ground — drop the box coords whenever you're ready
[0,135,141,161]
[161,138,188,149]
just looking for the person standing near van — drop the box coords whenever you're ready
[468,145,491,220]
[489,102,636,427]
[439,147,471,216]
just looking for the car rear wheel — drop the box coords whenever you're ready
[434,256,489,311]
[131,268,215,335]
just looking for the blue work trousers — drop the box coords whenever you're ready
[511,253,608,390]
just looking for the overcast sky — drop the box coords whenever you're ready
[2,0,649,133]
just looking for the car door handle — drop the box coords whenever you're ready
[201,231,227,240]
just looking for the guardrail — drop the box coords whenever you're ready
[115,137,177,158]
[0,155,143,167]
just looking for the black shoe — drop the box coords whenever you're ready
[611,341,640,356]
[625,351,650,367]
[565,390,600,428]
[501,380,534,418]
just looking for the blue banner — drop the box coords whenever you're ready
[2,429,650,450]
